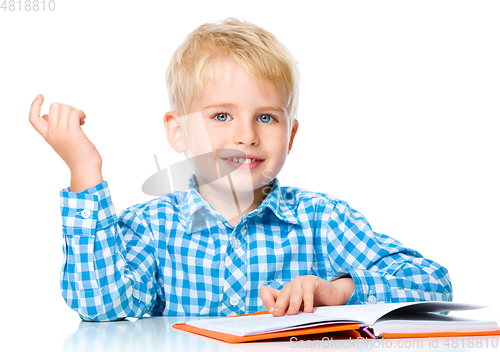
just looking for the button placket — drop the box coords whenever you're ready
[221,225,247,315]
[230,226,244,251]
[232,238,241,250]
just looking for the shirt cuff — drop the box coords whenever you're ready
[333,268,391,305]
[60,181,117,236]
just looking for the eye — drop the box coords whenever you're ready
[258,114,276,123]
[213,112,232,122]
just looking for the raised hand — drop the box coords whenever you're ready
[29,94,104,192]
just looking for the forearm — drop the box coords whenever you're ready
[334,254,453,305]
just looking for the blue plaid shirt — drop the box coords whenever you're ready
[60,174,452,321]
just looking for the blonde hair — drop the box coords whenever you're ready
[165,18,300,132]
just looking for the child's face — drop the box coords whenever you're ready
[177,59,298,197]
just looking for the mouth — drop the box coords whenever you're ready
[222,157,263,164]
[220,154,265,170]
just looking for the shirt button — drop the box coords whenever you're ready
[81,209,91,219]
[229,296,239,306]
[232,238,241,250]
[367,295,377,304]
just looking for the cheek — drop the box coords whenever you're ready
[265,136,289,169]
[267,129,290,152]
[276,150,288,167]
[185,120,217,157]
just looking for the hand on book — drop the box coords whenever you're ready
[259,276,355,317]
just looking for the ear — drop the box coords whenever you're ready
[287,119,299,154]
[164,111,187,153]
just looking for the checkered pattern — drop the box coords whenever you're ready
[59,174,452,321]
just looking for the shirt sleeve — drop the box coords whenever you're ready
[323,199,453,305]
[60,181,160,321]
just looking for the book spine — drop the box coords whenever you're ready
[361,325,377,339]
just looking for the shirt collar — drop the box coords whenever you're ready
[180,173,301,234]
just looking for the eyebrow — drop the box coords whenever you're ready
[203,103,284,112]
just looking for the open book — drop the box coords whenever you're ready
[172,302,500,343]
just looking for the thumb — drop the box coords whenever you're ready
[29,94,48,136]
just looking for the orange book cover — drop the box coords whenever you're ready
[173,319,362,343]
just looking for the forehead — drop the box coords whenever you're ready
[197,59,286,109]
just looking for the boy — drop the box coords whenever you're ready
[29,18,452,322]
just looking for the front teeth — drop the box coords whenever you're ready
[229,158,257,164]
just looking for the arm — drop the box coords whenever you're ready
[29,95,159,321]
[60,181,160,321]
[259,198,452,317]
[325,199,453,305]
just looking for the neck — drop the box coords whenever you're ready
[195,175,273,225]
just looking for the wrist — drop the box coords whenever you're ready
[70,165,102,176]
[69,165,104,193]
[69,160,102,172]
[331,278,355,305]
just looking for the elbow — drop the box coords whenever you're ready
[440,264,453,302]
[63,293,151,322]
[430,264,453,302]
[73,303,148,322]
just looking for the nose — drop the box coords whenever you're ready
[232,119,259,146]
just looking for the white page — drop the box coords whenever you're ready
[373,314,500,335]
[185,302,486,336]
[314,301,485,325]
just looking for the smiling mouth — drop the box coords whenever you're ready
[222,157,263,164]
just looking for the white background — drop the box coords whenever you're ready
[1,1,499,350]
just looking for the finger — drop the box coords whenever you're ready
[302,280,316,313]
[273,285,291,317]
[286,284,304,316]
[29,95,48,135]
[259,286,279,313]
[48,102,60,130]
[57,104,72,130]
[80,111,87,125]
[67,109,86,131]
